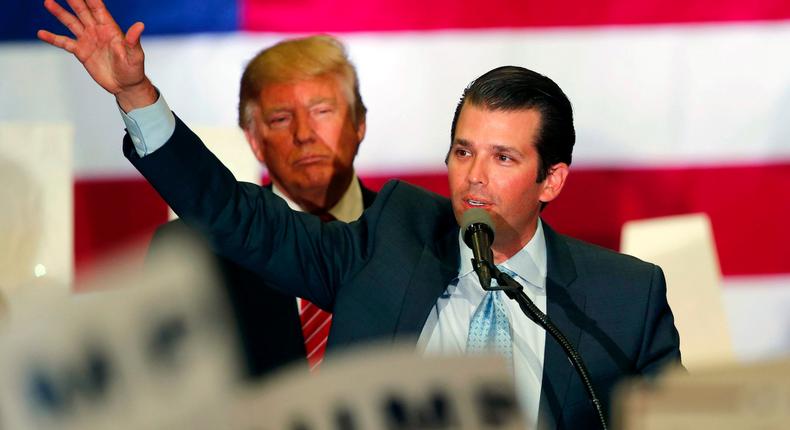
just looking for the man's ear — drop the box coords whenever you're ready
[242,105,267,164]
[355,114,367,143]
[243,127,266,164]
[538,162,569,203]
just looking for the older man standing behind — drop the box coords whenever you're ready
[149,35,376,377]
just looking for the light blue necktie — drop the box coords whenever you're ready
[466,267,514,364]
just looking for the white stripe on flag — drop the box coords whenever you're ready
[3,22,790,178]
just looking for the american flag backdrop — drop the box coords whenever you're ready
[2,0,790,359]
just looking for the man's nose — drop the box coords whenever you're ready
[466,156,488,185]
[293,113,315,145]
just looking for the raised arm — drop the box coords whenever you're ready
[37,0,156,111]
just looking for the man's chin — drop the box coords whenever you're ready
[298,172,348,192]
[292,166,332,182]
[450,202,466,227]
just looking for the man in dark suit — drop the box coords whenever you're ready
[149,35,377,377]
[40,3,681,427]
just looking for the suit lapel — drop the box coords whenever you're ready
[394,225,459,336]
[537,222,587,430]
[359,180,378,209]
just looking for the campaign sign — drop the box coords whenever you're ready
[0,122,73,296]
[615,359,790,429]
[622,214,735,371]
[0,236,240,429]
[233,344,526,430]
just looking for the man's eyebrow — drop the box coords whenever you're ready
[492,144,524,157]
[308,96,336,106]
[262,106,290,116]
[451,140,524,157]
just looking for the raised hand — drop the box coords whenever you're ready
[37,0,157,111]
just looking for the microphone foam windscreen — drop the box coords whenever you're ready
[461,208,495,235]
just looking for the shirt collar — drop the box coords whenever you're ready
[271,172,363,222]
[457,218,547,290]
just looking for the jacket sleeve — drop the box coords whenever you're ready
[635,264,683,375]
[124,114,380,311]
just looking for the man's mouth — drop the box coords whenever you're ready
[294,155,329,167]
[463,197,492,208]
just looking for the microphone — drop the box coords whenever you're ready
[461,208,496,290]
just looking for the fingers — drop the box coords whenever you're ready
[43,0,84,36]
[85,0,116,25]
[124,22,145,47]
[37,30,78,54]
[64,0,96,27]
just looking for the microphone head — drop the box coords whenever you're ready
[461,208,495,247]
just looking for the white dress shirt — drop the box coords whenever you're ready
[271,180,363,223]
[418,220,548,429]
[120,93,175,157]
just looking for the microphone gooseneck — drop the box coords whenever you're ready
[495,269,608,430]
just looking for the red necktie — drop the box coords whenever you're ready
[299,211,336,370]
[299,300,332,371]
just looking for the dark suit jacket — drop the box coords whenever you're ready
[127,115,681,429]
[149,180,376,379]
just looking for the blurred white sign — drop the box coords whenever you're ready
[0,236,240,429]
[615,359,790,429]
[0,122,73,295]
[234,344,526,429]
[622,213,735,371]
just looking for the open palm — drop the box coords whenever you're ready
[38,0,147,96]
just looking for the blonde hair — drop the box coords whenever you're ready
[238,35,366,129]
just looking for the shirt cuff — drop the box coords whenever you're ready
[119,93,176,157]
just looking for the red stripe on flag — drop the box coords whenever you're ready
[361,173,450,197]
[357,162,790,277]
[549,162,790,277]
[241,0,790,32]
[73,161,790,280]
[74,179,169,283]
